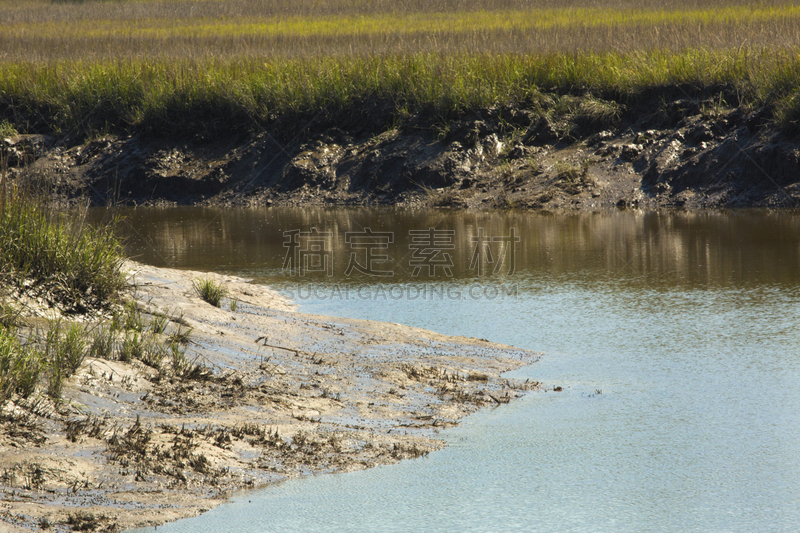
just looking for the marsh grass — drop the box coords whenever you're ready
[118,331,145,363]
[43,319,89,397]
[0,328,43,401]
[0,185,127,400]
[149,314,169,335]
[1,0,800,137]
[168,323,194,346]
[59,322,88,376]
[89,325,114,359]
[1,309,196,400]
[168,341,189,375]
[3,48,800,140]
[0,300,22,330]
[0,175,204,400]
[192,278,226,307]
[0,187,126,310]
[0,120,17,138]
[4,1,800,60]
[122,301,145,332]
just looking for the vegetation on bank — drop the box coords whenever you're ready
[193,278,227,307]
[0,187,126,308]
[3,49,800,140]
[3,0,800,60]
[0,188,197,404]
[2,0,800,139]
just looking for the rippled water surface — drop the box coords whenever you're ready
[106,208,800,533]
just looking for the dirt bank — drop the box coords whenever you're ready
[0,262,539,532]
[3,98,800,210]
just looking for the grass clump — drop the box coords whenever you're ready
[0,187,126,312]
[0,299,21,330]
[43,320,89,398]
[0,328,43,401]
[89,326,114,359]
[0,120,17,138]
[192,278,226,307]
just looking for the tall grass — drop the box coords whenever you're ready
[0,328,43,401]
[2,0,800,136]
[3,49,800,137]
[4,4,800,60]
[0,187,126,308]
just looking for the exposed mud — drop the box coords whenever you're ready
[0,262,539,532]
[4,99,800,210]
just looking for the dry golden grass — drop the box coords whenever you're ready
[2,0,800,60]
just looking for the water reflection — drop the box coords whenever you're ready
[88,207,800,289]
[111,207,800,533]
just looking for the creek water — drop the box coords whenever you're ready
[104,208,800,533]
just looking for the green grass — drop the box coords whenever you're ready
[0,187,126,310]
[192,278,227,307]
[0,328,43,401]
[2,0,800,138]
[0,120,17,138]
[0,186,200,400]
[0,314,196,400]
[0,175,209,401]
[3,49,800,139]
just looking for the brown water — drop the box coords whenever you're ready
[95,207,800,287]
[103,207,800,533]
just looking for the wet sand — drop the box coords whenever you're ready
[0,262,539,532]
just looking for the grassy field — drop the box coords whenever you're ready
[3,1,800,59]
[1,0,800,136]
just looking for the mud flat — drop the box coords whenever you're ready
[0,261,539,532]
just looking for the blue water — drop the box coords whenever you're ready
[113,208,800,533]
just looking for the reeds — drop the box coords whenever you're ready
[3,1,800,60]
[0,187,126,309]
[3,48,800,139]
[0,328,43,401]
[2,1,800,138]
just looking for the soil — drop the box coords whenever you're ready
[3,99,800,210]
[0,262,540,532]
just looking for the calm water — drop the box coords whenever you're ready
[105,208,800,533]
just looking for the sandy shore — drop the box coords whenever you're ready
[0,262,539,532]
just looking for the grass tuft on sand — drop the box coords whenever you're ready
[0,186,126,310]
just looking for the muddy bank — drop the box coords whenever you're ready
[3,98,800,210]
[0,262,539,532]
